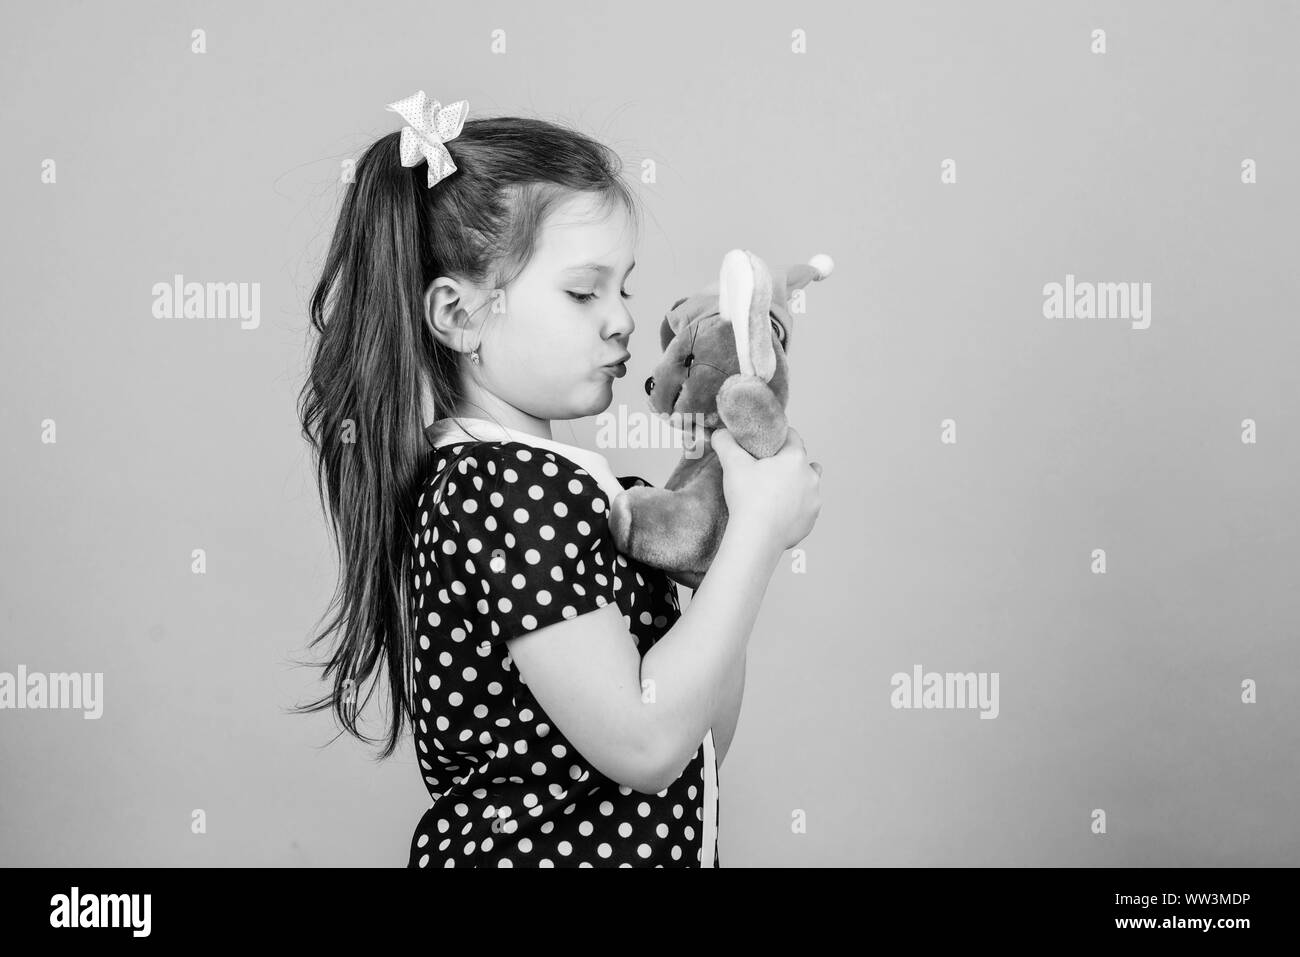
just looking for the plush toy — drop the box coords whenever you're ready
[608,249,833,590]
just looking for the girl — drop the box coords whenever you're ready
[296,92,823,867]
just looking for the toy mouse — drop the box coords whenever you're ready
[608,249,833,590]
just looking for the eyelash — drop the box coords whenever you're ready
[568,290,633,304]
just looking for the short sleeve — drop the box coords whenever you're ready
[432,443,619,646]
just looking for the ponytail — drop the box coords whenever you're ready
[294,115,639,758]
[293,134,441,759]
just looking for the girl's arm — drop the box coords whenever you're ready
[507,427,817,795]
[507,518,781,794]
[636,520,778,787]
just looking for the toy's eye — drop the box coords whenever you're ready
[683,353,694,368]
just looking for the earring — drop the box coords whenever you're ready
[469,348,481,365]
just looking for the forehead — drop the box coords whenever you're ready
[534,192,635,273]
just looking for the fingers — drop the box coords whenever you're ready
[710,428,753,466]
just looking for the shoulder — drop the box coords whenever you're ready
[422,441,610,540]
[427,441,604,495]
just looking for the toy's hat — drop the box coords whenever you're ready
[766,253,833,352]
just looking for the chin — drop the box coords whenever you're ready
[576,381,616,418]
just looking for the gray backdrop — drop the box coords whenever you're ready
[2,0,1297,866]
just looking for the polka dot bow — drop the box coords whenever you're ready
[385,90,470,188]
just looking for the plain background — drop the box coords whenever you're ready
[2,0,1298,866]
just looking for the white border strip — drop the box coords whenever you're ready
[701,729,718,867]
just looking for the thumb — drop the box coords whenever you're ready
[710,428,750,467]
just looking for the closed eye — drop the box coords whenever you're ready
[568,290,634,304]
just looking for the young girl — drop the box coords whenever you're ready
[297,92,822,867]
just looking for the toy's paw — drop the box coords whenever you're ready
[717,374,787,458]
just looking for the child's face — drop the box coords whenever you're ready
[481,191,636,421]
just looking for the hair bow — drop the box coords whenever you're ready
[385,91,469,188]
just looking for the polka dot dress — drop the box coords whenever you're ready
[406,436,720,868]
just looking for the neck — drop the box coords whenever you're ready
[420,368,553,442]
[447,395,552,442]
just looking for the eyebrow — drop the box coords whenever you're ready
[562,259,636,277]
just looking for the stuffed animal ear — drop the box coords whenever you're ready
[719,249,776,381]
[660,291,718,350]
[660,297,687,350]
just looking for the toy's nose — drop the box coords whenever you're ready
[644,375,655,396]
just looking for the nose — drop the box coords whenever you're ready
[644,375,655,396]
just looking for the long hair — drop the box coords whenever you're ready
[293,115,641,759]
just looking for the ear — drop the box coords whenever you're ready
[659,313,677,351]
[719,249,775,381]
[660,293,715,350]
[658,296,686,350]
[768,254,834,352]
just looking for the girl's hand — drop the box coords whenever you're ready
[711,426,823,552]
